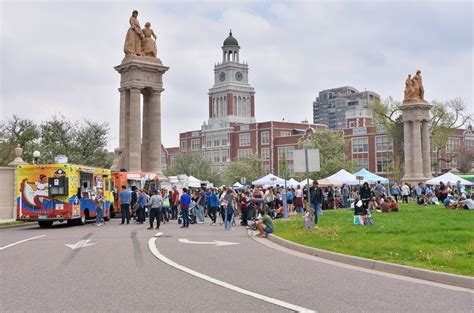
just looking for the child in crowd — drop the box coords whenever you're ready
[304,210,312,231]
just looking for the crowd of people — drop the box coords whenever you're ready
[104,178,472,232]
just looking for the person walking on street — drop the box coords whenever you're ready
[119,185,131,224]
[147,190,163,230]
[180,188,191,228]
[309,181,323,229]
[391,183,401,202]
[137,189,147,224]
[94,190,104,226]
[223,188,235,230]
[208,188,219,226]
[171,186,180,220]
[196,187,207,223]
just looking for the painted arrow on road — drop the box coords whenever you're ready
[178,239,239,247]
[64,239,96,250]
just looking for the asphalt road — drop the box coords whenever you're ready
[0,218,472,313]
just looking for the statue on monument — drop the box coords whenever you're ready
[124,10,144,57]
[404,69,425,102]
[142,22,158,57]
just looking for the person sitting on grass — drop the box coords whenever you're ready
[380,196,391,213]
[389,197,399,212]
[274,204,284,219]
[443,194,457,209]
[256,209,273,238]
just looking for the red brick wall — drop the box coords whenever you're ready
[250,95,255,117]
[227,93,233,116]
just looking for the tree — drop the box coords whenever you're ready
[0,115,39,165]
[0,115,112,168]
[301,128,354,179]
[223,154,265,186]
[165,152,220,185]
[72,120,111,168]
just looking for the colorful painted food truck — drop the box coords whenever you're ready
[111,171,161,217]
[16,164,113,227]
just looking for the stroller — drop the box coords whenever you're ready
[178,201,197,225]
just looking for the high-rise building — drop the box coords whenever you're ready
[313,86,380,130]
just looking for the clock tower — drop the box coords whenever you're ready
[208,31,256,125]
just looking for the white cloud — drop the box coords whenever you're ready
[1,0,472,151]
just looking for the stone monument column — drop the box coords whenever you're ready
[149,88,163,176]
[401,69,432,184]
[141,90,152,171]
[421,121,431,178]
[113,56,169,175]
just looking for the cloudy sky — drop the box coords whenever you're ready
[1,0,472,150]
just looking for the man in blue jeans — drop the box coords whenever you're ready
[180,188,191,228]
[196,187,207,223]
[309,180,323,229]
[119,185,131,224]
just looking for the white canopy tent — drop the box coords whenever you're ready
[233,182,243,188]
[326,169,365,185]
[426,172,473,186]
[187,175,203,188]
[252,174,286,186]
[299,178,314,187]
[286,178,300,188]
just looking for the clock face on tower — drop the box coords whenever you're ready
[219,72,226,82]
[235,71,243,81]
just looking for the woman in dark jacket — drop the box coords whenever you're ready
[359,182,372,211]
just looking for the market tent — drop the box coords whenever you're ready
[317,178,343,187]
[286,178,300,188]
[233,182,243,188]
[426,172,473,186]
[299,178,314,186]
[252,174,286,186]
[187,175,202,188]
[353,168,389,184]
[326,169,365,185]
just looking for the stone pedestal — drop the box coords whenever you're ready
[112,56,169,179]
[401,100,433,185]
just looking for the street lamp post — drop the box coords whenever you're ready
[33,150,41,164]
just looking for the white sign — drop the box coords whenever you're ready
[240,177,247,185]
[294,149,320,173]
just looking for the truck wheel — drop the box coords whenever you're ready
[38,221,53,228]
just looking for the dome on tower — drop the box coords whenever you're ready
[223,30,239,46]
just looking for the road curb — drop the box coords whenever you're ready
[0,223,35,230]
[247,229,473,289]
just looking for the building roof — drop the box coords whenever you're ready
[223,31,239,46]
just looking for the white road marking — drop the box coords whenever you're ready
[148,237,316,313]
[178,238,240,247]
[154,232,163,237]
[64,239,96,250]
[0,235,46,251]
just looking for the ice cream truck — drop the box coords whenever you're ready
[16,164,113,227]
[110,171,161,217]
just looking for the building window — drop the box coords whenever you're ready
[180,140,187,152]
[353,158,369,170]
[278,146,294,160]
[221,134,228,146]
[352,137,368,153]
[221,150,229,162]
[214,136,220,147]
[261,131,270,145]
[239,133,250,146]
[191,139,200,151]
[376,156,393,173]
[281,131,291,137]
[213,151,220,163]
[465,138,474,150]
[376,136,393,152]
[261,148,270,160]
[206,137,212,148]
[237,149,252,158]
[446,137,460,153]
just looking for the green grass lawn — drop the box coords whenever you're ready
[0,221,30,228]
[273,203,474,276]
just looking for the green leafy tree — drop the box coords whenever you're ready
[72,120,111,168]
[165,152,220,185]
[39,115,77,164]
[223,154,265,185]
[301,128,354,179]
[0,115,39,165]
[457,148,474,174]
